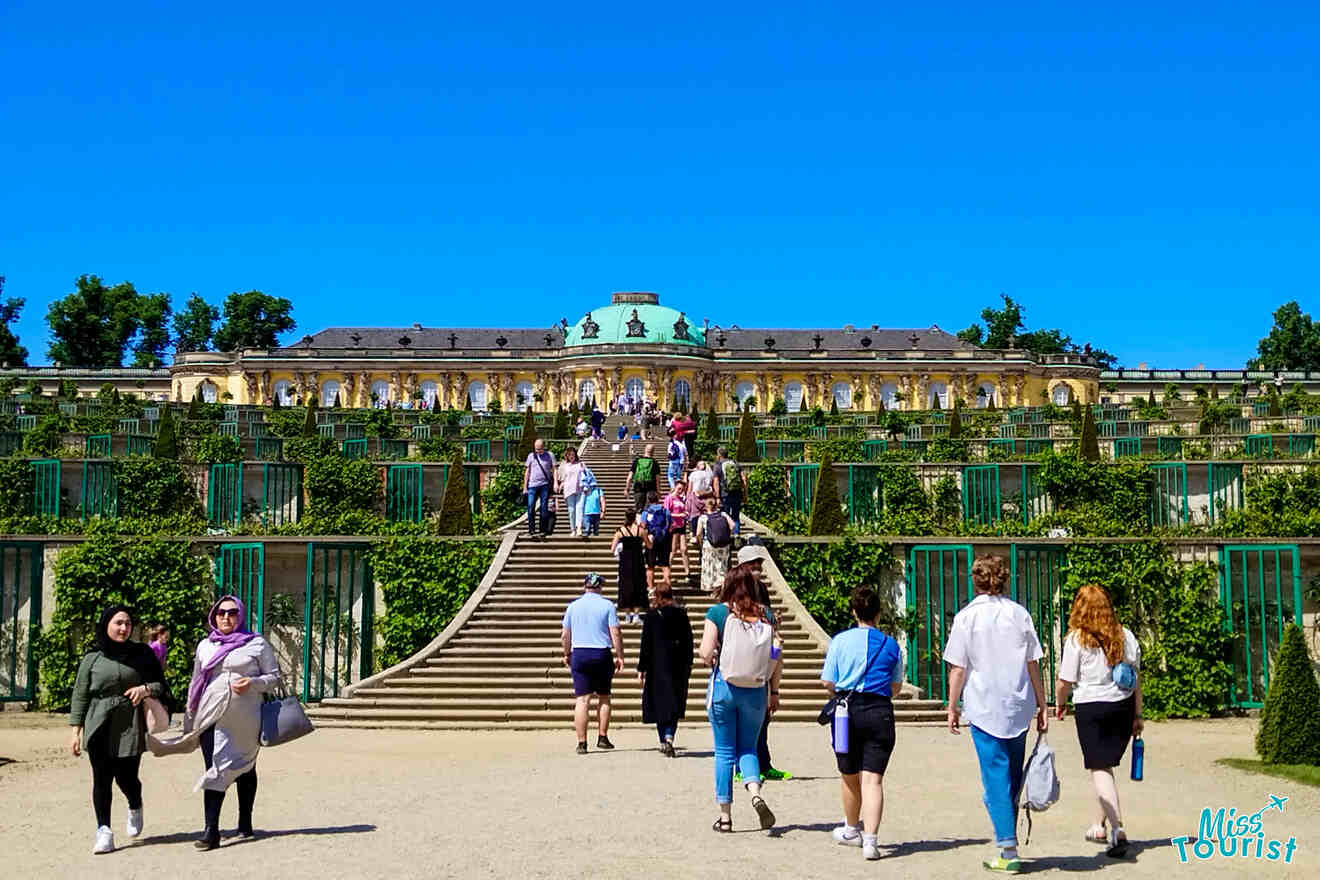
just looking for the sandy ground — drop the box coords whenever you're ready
[0,712,1315,880]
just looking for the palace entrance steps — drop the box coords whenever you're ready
[304,433,946,729]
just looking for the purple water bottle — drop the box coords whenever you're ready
[1130,736,1144,781]
[833,699,850,754]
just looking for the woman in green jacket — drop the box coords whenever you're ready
[69,604,166,855]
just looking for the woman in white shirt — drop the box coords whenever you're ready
[943,555,1048,875]
[1054,585,1143,858]
[558,447,587,537]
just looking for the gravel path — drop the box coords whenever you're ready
[2,713,1314,878]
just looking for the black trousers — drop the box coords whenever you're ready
[87,730,143,827]
[200,726,257,829]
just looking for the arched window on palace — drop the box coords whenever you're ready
[466,381,488,411]
[370,380,390,407]
[1052,384,1072,406]
[672,379,691,412]
[624,377,644,402]
[879,382,899,410]
[579,379,596,407]
[420,380,438,408]
[514,381,534,411]
[928,382,948,409]
[320,380,341,408]
[783,381,803,412]
[200,381,218,404]
[734,381,755,409]
[976,382,996,409]
[271,380,293,406]
[832,382,852,410]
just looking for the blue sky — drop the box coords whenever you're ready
[2,1,1316,367]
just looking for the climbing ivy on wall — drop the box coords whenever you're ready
[769,539,902,637]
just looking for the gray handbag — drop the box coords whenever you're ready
[259,680,315,747]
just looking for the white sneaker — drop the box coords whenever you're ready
[93,826,115,854]
[863,839,883,860]
[126,808,143,838]
[832,825,862,847]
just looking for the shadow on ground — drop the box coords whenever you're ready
[142,824,377,846]
[1021,838,1173,872]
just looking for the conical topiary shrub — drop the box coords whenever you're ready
[735,407,759,463]
[552,406,568,439]
[1147,390,1157,408]
[807,450,847,535]
[948,404,963,439]
[1071,399,1083,424]
[829,398,839,416]
[516,407,538,460]
[436,450,474,535]
[154,406,178,459]
[705,406,719,442]
[1256,624,1320,766]
[1079,405,1100,461]
[188,390,202,420]
[302,400,317,439]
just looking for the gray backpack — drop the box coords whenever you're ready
[1020,732,1059,843]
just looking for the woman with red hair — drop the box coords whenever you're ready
[1055,585,1143,859]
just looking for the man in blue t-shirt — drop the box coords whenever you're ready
[819,586,905,860]
[561,572,624,754]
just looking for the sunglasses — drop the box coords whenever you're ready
[215,608,241,618]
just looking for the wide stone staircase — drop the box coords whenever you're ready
[305,425,945,728]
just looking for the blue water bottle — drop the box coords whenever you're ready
[1130,737,1144,781]
[833,699,850,754]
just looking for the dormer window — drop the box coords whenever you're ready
[625,309,647,338]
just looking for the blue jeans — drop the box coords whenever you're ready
[707,673,765,804]
[970,724,1028,848]
[656,722,677,743]
[721,491,743,532]
[667,462,683,489]
[526,484,550,534]
[564,492,583,533]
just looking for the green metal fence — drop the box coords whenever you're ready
[1229,417,1251,434]
[32,459,60,517]
[788,465,819,514]
[386,464,424,522]
[862,439,888,461]
[218,421,239,437]
[255,437,284,461]
[16,415,36,431]
[303,542,374,702]
[1099,421,1117,438]
[1010,544,1067,701]
[1023,438,1053,456]
[988,438,1015,457]
[261,463,303,527]
[248,421,270,438]
[126,435,155,456]
[901,438,927,454]
[343,438,368,459]
[905,544,973,701]
[1157,436,1183,458]
[345,423,366,440]
[207,463,244,526]
[80,460,118,519]
[1019,464,1049,525]
[1218,544,1302,708]
[0,432,21,456]
[85,434,112,458]
[379,438,410,460]
[0,542,43,702]
[998,424,1015,439]
[465,439,491,461]
[317,424,336,440]
[214,543,264,632]
[962,465,1001,525]
[845,465,883,528]
[1208,462,1244,524]
[412,424,432,440]
[1244,434,1273,457]
[1149,462,1188,527]
[1252,401,1270,417]
[1113,437,1141,458]
[1288,434,1314,457]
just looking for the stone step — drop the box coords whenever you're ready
[304,718,948,730]
[371,677,929,696]
[410,662,833,677]
[304,706,947,723]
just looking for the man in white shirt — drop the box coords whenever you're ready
[943,555,1048,874]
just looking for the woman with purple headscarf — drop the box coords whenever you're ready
[148,595,280,850]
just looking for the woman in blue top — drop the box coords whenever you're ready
[820,586,905,861]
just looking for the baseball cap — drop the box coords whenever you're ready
[583,572,605,588]
[736,544,771,565]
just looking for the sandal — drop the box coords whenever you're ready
[712,816,733,833]
[751,796,776,830]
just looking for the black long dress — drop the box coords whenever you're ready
[616,527,649,609]
[639,604,695,726]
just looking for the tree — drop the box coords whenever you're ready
[735,408,759,463]
[768,396,787,417]
[1071,399,1083,425]
[515,408,538,460]
[1255,624,1320,766]
[302,400,317,439]
[948,404,963,439]
[59,379,78,400]
[436,450,474,535]
[704,407,720,443]
[551,406,568,439]
[959,292,1117,367]
[1147,389,1157,408]
[465,393,473,412]
[187,389,203,419]
[154,406,179,459]
[0,278,29,366]
[1079,405,1100,462]
[807,450,847,535]
[132,292,172,367]
[46,275,145,367]
[173,293,220,352]
[213,291,295,351]
[829,398,839,416]
[1251,301,1320,372]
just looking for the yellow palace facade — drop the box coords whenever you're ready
[170,292,1100,412]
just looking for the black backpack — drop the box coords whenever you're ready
[705,512,733,548]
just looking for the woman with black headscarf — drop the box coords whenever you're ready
[69,604,166,855]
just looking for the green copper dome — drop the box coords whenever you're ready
[564,293,706,347]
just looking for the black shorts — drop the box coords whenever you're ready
[1074,695,1135,770]
[835,693,897,776]
[570,648,614,696]
[648,531,673,567]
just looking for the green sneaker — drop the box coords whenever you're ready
[762,767,793,781]
[983,857,1021,874]
[733,771,742,783]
